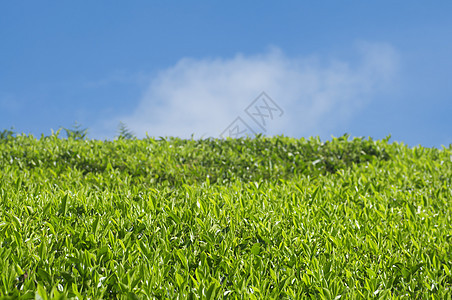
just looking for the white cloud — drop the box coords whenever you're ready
[99,42,398,139]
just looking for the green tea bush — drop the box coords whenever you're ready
[0,135,450,298]
[0,134,388,185]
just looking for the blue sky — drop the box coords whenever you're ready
[1,1,451,147]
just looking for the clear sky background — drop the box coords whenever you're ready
[1,1,451,147]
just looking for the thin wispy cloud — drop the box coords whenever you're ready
[96,42,398,139]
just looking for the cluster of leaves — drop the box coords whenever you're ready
[0,127,15,142]
[63,122,88,140]
[0,135,451,298]
[116,121,135,140]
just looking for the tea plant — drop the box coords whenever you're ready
[0,127,15,142]
[0,135,450,298]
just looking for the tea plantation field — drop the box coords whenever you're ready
[0,135,451,299]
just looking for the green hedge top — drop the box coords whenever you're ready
[0,134,450,186]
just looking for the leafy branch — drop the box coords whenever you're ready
[64,122,88,140]
[116,121,135,140]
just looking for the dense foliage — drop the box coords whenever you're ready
[0,134,451,298]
